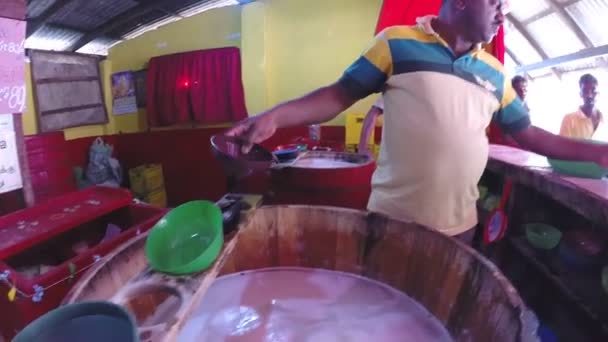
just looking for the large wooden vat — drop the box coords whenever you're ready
[64,206,538,341]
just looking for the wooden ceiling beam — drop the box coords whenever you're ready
[66,0,171,52]
[27,0,76,38]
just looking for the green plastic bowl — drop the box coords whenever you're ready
[525,223,562,250]
[547,140,608,179]
[145,200,223,275]
[478,185,488,201]
[13,301,138,342]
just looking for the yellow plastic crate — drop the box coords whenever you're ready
[129,164,164,196]
[345,113,375,146]
[142,188,168,208]
[373,144,380,160]
[345,144,357,153]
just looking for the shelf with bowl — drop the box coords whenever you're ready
[508,235,608,336]
[486,144,608,226]
[481,145,608,341]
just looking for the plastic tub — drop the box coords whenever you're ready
[145,201,223,275]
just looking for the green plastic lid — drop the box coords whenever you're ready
[145,200,224,275]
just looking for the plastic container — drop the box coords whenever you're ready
[210,135,275,181]
[13,301,138,342]
[141,188,167,208]
[145,201,224,275]
[559,229,606,269]
[478,185,489,201]
[547,140,608,179]
[273,145,300,162]
[525,223,562,250]
[547,159,608,179]
[309,124,321,141]
[129,164,164,196]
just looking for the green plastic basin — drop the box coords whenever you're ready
[145,200,223,275]
[547,140,608,179]
[525,223,562,250]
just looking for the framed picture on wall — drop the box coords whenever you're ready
[134,69,147,108]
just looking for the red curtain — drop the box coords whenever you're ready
[486,26,520,147]
[147,47,248,127]
[491,25,505,64]
[375,0,442,33]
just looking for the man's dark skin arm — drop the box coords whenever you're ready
[227,82,357,152]
[512,126,607,164]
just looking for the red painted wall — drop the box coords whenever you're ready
[32,125,379,207]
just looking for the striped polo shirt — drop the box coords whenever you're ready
[339,16,530,235]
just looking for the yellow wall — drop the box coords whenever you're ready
[107,6,242,133]
[260,0,383,124]
[241,2,268,114]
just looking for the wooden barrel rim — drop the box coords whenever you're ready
[231,205,539,342]
[288,150,375,166]
[64,205,539,341]
[62,233,149,305]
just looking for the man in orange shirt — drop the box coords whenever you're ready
[511,75,529,111]
[560,74,603,140]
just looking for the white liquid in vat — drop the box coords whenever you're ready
[178,267,453,342]
[292,158,358,169]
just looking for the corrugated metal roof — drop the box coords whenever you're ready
[504,20,544,65]
[20,0,608,72]
[76,37,122,56]
[555,55,608,73]
[505,0,608,80]
[565,0,608,46]
[25,25,84,51]
[27,0,57,19]
[48,0,139,31]
[24,0,222,55]
[114,0,237,41]
[526,13,585,58]
[509,0,550,22]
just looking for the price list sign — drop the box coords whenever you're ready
[0,114,22,193]
[0,17,26,114]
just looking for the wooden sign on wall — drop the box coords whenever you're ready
[0,17,26,114]
[30,50,108,132]
[0,0,25,21]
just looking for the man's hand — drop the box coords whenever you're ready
[225,82,359,153]
[512,125,608,166]
[226,112,277,153]
[358,145,373,158]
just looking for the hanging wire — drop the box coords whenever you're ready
[0,254,104,301]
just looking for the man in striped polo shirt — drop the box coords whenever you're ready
[227,0,608,244]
